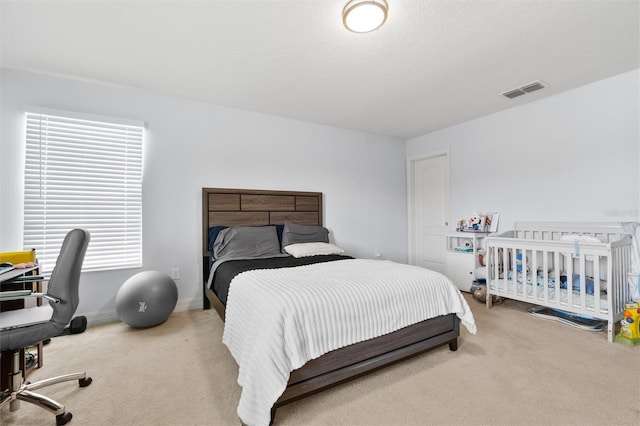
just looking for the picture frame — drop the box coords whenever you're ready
[487,212,499,233]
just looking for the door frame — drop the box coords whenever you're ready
[407,149,451,266]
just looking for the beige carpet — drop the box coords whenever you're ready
[2,294,639,426]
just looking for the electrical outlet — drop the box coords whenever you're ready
[171,267,180,280]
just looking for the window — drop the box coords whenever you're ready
[24,107,144,274]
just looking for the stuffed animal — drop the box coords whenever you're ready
[469,215,481,230]
[537,268,555,278]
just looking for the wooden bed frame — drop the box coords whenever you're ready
[202,187,460,421]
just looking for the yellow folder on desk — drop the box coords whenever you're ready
[0,249,36,264]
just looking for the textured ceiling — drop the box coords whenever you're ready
[1,0,638,140]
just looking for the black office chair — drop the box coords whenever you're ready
[0,229,91,425]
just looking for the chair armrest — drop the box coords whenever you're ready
[31,293,61,303]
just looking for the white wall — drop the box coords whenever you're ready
[3,68,638,324]
[0,68,408,324]
[406,69,640,232]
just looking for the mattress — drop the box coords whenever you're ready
[222,258,476,425]
[210,254,352,305]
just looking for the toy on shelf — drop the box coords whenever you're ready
[615,302,640,345]
[457,212,499,233]
[454,239,473,253]
[469,215,482,231]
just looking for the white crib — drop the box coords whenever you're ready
[485,222,633,342]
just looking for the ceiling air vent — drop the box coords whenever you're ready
[502,88,526,99]
[521,81,545,93]
[501,80,546,99]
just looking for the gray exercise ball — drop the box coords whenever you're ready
[116,271,178,328]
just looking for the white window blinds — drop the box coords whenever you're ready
[24,107,144,274]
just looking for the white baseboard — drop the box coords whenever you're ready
[175,298,202,313]
[80,297,203,327]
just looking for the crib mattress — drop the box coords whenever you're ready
[489,279,609,316]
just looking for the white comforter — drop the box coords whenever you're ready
[222,258,476,426]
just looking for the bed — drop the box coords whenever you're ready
[485,222,633,342]
[201,187,476,425]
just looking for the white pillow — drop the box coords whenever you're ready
[284,242,345,258]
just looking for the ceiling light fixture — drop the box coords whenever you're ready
[343,0,388,33]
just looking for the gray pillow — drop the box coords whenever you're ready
[213,226,282,260]
[281,221,329,250]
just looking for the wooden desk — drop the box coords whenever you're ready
[1,265,44,391]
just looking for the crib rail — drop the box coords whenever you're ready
[508,221,629,244]
[485,223,632,342]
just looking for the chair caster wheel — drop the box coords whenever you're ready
[79,377,92,387]
[56,412,72,425]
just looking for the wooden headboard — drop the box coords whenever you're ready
[201,187,323,308]
[202,187,323,257]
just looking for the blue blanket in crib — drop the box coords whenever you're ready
[507,271,595,294]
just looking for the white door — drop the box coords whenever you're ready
[408,152,450,274]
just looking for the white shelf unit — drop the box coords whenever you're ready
[445,232,488,292]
